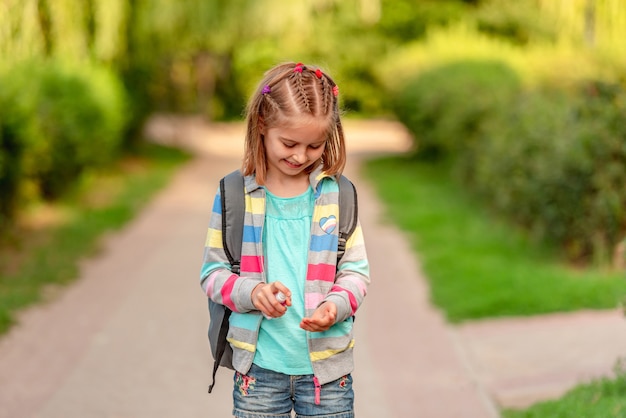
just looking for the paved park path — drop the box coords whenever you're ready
[0,116,624,418]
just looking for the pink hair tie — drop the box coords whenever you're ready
[332,85,339,97]
[294,63,304,73]
[315,69,323,79]
[262,85,271,95]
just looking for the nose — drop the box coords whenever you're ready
[292,147,308,164]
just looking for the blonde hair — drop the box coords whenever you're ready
[242,62,346,184]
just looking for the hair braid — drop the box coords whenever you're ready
[292,71,311,113]
[319,75,329,116]
[262,91,281,114]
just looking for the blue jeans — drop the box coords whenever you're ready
[232,363,354,418]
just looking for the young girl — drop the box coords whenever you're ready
[200,62,370,418]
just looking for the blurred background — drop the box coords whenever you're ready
[3,0,626,326]
[1,1,626,415]
[2,0,626,328]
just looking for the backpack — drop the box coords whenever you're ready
[208,169,358,393]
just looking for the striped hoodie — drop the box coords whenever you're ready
[200,167,370,385]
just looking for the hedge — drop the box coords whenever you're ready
[471,82,626,263]
[0,60,128,228]
[391,60,626,265]
[392,59,520,160]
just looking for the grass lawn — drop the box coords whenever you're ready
[364,154,626,415]
[363,155,626,323]
[502,360,626,417]
[0,143,190,335]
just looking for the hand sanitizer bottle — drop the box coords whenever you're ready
[276,291,287,305]
[264,291,287,319]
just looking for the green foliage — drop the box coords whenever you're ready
[503,358,626,417]
[113,0,481,119]
[470,82,626,263]
[392,60,520,159]
[0,59,128,224]
[377,0,469,43]
[0,102,25,229]
[0,66,40,224]
[36,62,128,198]
[363,156,626,321]
[470,91,587,237]
[5,0,626,126]
[389,48,626,265]
[473,0,556,45]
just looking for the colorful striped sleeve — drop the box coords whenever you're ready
[327,220,370,320]
[200,185,266,313]
[200,188,253,312]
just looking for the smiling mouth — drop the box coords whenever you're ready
[284,160,304,169]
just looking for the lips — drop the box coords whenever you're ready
[284,159,304,169]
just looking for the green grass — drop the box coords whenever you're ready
[0,143,190,335]
[363,155,626,323]
[502,359,626,418]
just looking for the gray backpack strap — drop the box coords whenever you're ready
[337,175,358,264]
[208,170,244,393]
[220,170,245,274]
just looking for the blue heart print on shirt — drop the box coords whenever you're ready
[320,215,337,234]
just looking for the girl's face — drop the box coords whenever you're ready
[263,118,327,181]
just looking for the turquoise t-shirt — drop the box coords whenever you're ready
[254,186,315,375]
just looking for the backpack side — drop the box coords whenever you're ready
[208,170,244,393]
[337,175,358,264]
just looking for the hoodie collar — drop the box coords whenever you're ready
[243,166,336,194]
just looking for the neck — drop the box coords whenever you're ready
[264,172,310,197]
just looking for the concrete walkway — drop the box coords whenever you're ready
[0,116,624,418]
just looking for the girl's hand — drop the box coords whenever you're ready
[251,282,291,318]
[300,302,337,332]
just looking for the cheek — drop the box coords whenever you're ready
[312,146,326,160]
[306,149,322,163]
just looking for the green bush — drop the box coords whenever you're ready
[391,58,626,265]
[0,60,128,225]
[471,91,591,250]
[30,61,128,198]
[0,68,42,225]
[576,82,626,262]
[392,59,520,159]
[467,82,626,263]
[0,112,24,229]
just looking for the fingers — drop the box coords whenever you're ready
[251,282,291,318]
[300,318,333,332]
[273,282,292,306]
[300,302,336,332]
[300,314,335,332]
